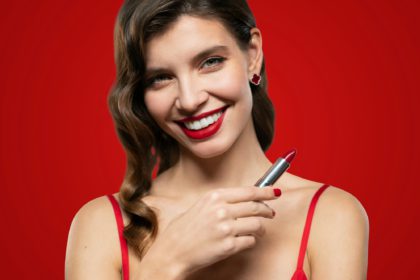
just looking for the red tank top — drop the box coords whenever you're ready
[107,184,330,280]
[107,194,130,280]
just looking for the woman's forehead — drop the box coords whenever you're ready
[145,15,239,67]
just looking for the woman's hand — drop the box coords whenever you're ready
[139,186,281,279]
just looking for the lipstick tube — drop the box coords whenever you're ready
[255,149,297,187]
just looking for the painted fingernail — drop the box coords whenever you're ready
[272,210,276,217]
[273,188,282,197]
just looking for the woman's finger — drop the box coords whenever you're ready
[228,200,275,219]
[233,217,266,238]
[215,186,281,204]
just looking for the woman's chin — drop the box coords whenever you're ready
[180,139,233,160]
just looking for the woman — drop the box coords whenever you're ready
[65,0,369,279]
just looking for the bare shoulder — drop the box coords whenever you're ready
[314,185,369,229]
[309,186,369,278]
[65,195,122,280]
[282,172,368,223]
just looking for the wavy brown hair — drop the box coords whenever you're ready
[108,0,275,259]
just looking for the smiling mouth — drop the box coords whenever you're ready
[175,105,229,130]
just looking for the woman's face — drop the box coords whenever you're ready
[143,15,262,158]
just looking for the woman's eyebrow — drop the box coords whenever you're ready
[190,45,229,66]
[145,45,229,77]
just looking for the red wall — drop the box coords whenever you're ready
[0,0,418,278]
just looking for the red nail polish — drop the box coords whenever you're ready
[272,210,276,217]
[273,188,282,197]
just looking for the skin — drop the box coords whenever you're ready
[65,15,369,280]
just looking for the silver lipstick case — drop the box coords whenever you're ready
[255,158,289,187]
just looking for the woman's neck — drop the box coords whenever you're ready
[164,120,273,199]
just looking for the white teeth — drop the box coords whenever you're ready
[184,111,223,130]
[200,118,208,127]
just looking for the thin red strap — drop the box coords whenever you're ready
[107,195,129,280]
[295,184,330,270]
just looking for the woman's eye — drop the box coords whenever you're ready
[201,57,225,69]
[146,75,172,88]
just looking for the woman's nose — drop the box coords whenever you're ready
[175,78,209,113]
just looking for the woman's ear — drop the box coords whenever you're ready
[247,27,263,78]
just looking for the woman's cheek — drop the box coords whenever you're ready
[144,92,173,126]
[207,66,250,101]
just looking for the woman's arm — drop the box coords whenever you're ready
[65,196,122,280]
[309,187,369,279]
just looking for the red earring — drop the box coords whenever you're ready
[251,73,261,86]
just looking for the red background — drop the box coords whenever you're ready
[1,0,419,278]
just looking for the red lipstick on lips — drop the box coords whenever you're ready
[176,106,228,140]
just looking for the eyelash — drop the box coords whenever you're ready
[144,74,170,88]
[201,56,226,68]
[145,56,226,88]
